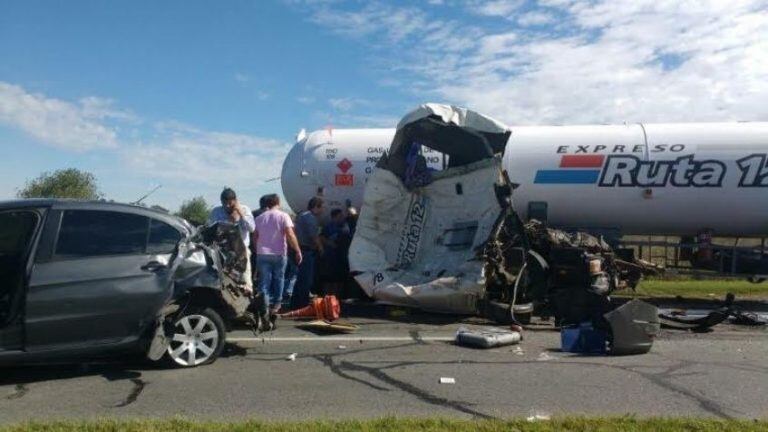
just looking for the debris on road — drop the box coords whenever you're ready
[512,346,525,356]
[455,327,522,349]
[537,352,554,361]
[287,353,297,361]
[658,293,766,331]
[560,321,607,355]
[296,319,359,334]
[604,299,659,355]
[439,377,456,384]
[337,345,348,350]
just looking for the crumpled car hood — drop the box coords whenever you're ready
[173,222,251,315]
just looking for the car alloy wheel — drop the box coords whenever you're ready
[167,314,220,367]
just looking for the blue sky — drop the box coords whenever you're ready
[1,0,766,211]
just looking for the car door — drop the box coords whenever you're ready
[0,209,42,352]
[25,209,180,352]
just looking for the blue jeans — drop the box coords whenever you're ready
[291,249,316,309]
[256,254,287,311]
[282,256,299,309]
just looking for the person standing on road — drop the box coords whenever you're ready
[281,215,300,310]
[253,194,302,318]
[291,197,325,309]
[250,195,270,284]
[208,187,256,292]
[320,208,349,297]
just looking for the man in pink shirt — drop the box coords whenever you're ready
[253,194,302,319]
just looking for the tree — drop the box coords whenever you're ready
[176,196,210,226]
[17,168,101,200]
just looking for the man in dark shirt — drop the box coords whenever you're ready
[290,197,324,308]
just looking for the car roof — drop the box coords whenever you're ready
[0,199,193,234]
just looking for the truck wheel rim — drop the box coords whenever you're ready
[167,314,219,366]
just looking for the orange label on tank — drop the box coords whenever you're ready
[335,174,354,186]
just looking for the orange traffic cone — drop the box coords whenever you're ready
[281,295,341,321]
[281,298,323,319]
[318,295,340,321]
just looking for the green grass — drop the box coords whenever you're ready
[1,418,767,432]
[628,279,768,299]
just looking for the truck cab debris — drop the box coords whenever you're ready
[349,103,663,354]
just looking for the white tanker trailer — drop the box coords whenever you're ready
[281,122,768,237]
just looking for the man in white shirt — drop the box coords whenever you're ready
[208,187,256,291]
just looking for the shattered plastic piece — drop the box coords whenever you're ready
[512,346,525,356]
[287,353,297,361]
[439,377,456,384]
[536,352,554,361]
[658,308,730,332]
[604,299,659,355]
[729,311,767,326]
[337,345,348,350]
[455,327,521,349]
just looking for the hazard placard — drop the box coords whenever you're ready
[335,174,354,186]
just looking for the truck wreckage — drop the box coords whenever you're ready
[348,104,662,353]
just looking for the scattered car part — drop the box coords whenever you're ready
[729,310,767,326]
[455,327,522,349]
[658,308,730,332]
[658,293,767,330]
[604,299,659,355]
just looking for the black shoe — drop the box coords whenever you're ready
[269,313,278,331]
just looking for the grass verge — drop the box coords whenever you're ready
[2,418,768,432]
[628,279,768,299]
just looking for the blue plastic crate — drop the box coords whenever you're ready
[560,321,607,354]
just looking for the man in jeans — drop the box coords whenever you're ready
[291,197,324,309]
[253,194,302,319]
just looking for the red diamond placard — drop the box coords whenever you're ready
[337,158,353,173]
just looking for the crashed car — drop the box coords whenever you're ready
[0,199,252,368]
[349,104,659,349]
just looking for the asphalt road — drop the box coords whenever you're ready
[1,312,767,423]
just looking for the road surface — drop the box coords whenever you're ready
[1,311,766,423]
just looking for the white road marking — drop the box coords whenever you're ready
[228,336,455,342]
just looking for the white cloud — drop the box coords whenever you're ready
[469,0,524,17]
[0,82,292,200]
[516,10,556,26]
[234,72,250,83]
[122,122,291,187]
[297,0,768,125]
[0,82,128,151]
[304,2,480,53]
[328,97,370,111]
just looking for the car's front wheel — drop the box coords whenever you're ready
[166,307,226,367]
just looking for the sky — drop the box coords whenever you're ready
[1,0,767,211]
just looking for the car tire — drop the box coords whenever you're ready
[166,307,226,368]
